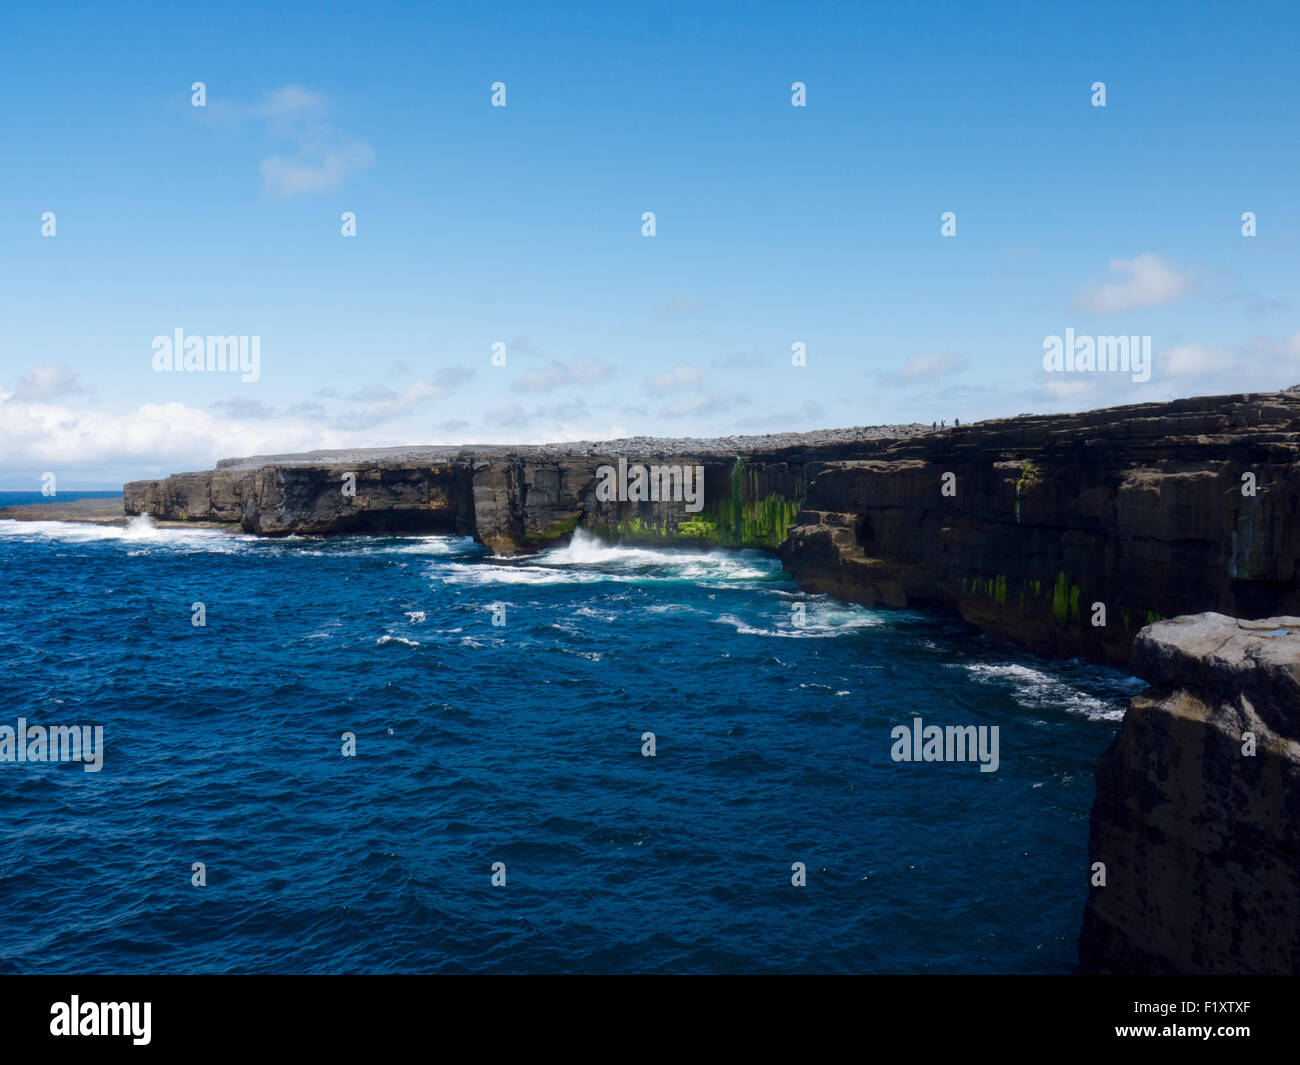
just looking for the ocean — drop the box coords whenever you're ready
[0,518,1141,974]
[0,490,124,506]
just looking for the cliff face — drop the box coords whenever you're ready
[779,393,1300,666]
[124,428,918,554]
[1079,613,1300,974]
[124,392,1300,669]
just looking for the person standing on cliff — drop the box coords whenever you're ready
[955,417,959,427]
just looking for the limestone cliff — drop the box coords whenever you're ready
[124,427,919,554]
[124,391,1300,670]
[1078,613,1300,974]
[779,392,1300,666]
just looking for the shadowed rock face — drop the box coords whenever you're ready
[123,427,922,553]
[1079,613,1300,974]
[779,392,1300,666]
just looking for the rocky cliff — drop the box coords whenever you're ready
[1079,613,1300,974]
[124,427,922,553]
[125,392,1300,667]
[779,392,1300,666]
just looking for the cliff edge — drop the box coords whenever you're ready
[123,391,1300,668]
[1079,613,1300,974]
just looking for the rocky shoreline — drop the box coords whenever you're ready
[122,391,1300,670]
[33,389,1300,973]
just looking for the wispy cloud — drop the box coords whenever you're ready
[646,364,705,392]
[210,397,277,420]
[335,368,474,429]
[1076,254,1192,314]
[1027,330,1300,409]
[208,84,375,197]
[658,390,739,419]
[261,142,375,197]
[511,357,609,394]
[652,293,700,321]
[880,353,966,386]
[10,363,89,402]
[735,400,825,429]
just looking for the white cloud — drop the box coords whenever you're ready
[652,294,700,321]
[1029,329,1300,409]
[658,390,737,418]
[261,142,375,197]
[646,364,705,392]
[0,397,360,481]
[1161,344,1232,377]
[256,85,326,123]
[11,364,89,401]
[881,353,966,386]
[335,369,474,430]
[511,357,609,393]
[736,400,825,429]
[208,84,374,197]
[1077,254,1191,314]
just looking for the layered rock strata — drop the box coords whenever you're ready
[1078,613,1300,974]
[778,393,1300,667]
[125,392,1300,667]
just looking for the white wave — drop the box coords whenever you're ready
[376,634,420,648]
[437,562,597,587]
[0,515,250,550]
[714,606,883,639]
[405,611,427,623]
[958,662,1127,721]
[436,530,776,587]
[392,535,477,556]
[543,529,774,575]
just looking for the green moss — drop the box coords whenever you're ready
[1052,572,1070,625]
[682,457,804,549]
[677,517,718,538]
[600,456,805,550]
[1014,463,1040,525]
[520,512,582,546]
[995,574,1007,606]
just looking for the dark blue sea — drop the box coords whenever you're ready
[0,490,123,506]
[0,517,1141,973]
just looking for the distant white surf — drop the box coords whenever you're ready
[957,662,1133,721]
[436,530,776,587]
[0,514,249,549]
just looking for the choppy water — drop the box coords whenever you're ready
[0,519,1142,973]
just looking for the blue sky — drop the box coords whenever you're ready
[2,0,1297,485]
